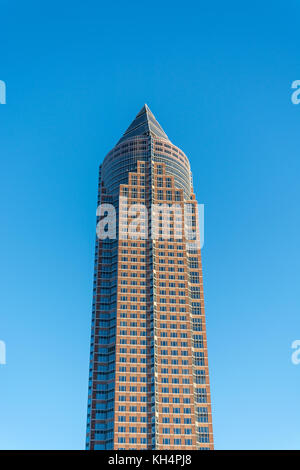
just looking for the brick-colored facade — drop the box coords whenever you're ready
[86,105,213,450]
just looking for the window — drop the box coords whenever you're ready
[198,427,210,443]
[195,388,207,403]
[129,416,137,422]
[197,407,209,423]
[129,427,137,433]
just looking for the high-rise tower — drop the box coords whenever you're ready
[86,105,213,450]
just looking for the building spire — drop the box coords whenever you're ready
[117,104,169,144]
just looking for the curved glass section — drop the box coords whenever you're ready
[101,136,192,199]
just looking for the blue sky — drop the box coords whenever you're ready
[0,0,300,450]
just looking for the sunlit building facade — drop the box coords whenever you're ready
[86,105,213,450]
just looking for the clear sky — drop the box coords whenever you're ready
[0,0,300,450]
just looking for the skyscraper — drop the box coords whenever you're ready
[86,105,214,450]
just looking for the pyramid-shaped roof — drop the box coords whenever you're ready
[117,104,169,144]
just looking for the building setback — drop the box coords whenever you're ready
[86,105,214,450]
